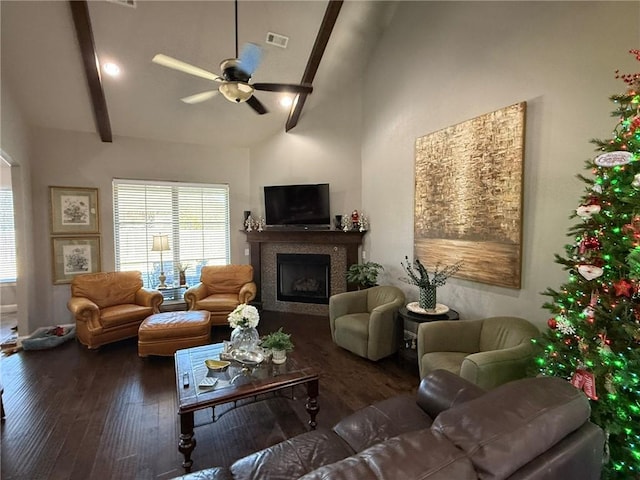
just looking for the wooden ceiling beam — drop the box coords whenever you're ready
[285,0,343,132]
[69,0,112,143]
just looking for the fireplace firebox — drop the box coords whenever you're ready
[277,253,330,304]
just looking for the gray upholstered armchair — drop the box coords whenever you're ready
[417,316,539,389]
[329,286,405,361]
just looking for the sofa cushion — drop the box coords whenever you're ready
[478,316,538,351]
[195,294,241,313]
[171,467,232,480]
[333,394,433,452]
[299,429,476,480]
[71,271,144,309]
[431,376,591,480]
[230,428,354,480]
[416,369,485,418]
[100,304,154,328]
[421,351,467,376]
[201,265,253,296]
[333,313,370,357]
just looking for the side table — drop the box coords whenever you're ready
[397,306,459,367]
[159,285,189,312]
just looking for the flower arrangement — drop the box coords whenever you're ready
[400,256,462,288]
[228,304,260,329]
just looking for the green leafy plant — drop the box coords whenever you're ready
[261,328,294,352]
[346,262,384,289]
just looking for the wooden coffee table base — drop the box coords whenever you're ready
[175,343,320,474]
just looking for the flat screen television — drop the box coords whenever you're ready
[264,183,330,227]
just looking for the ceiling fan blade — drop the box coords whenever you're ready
[181,90,219,104]
[237,43,263,76]
[252,83,313,94]
[152,54,221,82]
[246,95,268,115]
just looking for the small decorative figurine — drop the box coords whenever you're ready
[342,214,351,232]
[351,210,359,230]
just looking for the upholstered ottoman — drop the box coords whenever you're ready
[138,311,211,357]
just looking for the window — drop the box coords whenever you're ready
[0,188,16,283]
[113,179,230,291]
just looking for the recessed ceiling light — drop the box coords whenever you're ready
[279,96,293,108]
[103,62,121,77]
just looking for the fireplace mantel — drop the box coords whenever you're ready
[244,229,365,312]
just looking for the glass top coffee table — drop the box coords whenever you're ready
[174,342,320,473]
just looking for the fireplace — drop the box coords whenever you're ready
[244,229,365,315]
[277,254,330,304]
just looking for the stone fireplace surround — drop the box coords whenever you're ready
[244,230,365,315]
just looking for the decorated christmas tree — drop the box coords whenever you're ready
[534,50,640,479]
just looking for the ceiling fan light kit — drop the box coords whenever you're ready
[219,82,254,103]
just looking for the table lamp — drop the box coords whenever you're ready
[151,234,170,288]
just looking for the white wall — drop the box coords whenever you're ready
[0,81,35,335]
[29,128,250,331]
[250,89,362,225]
[361,1,639,327]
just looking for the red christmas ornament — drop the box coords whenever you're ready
[613,278,634,297]
[547,318,558,329]
[579,235,601,254]
[585,195,600,206]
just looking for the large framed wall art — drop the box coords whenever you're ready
[414,102,526,289]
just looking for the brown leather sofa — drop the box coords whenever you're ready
[67,271,164,349]
[172,369,604,480]
[184,265,257,326]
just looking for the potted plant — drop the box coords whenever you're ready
[261,328,294,364]
[400,256,462,311]
[346,262,384,289]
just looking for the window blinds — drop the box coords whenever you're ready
[0,188,16,283]
[112,179,230,288]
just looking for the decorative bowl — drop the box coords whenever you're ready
[231,349,265,366]
[205,359,231,372]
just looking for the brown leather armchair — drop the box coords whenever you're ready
[67,271,164,349]
[184,265,257,326]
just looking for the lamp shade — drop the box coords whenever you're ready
[151,234,170,252]
[219,82,254,103]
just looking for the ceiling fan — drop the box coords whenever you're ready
[152,0,312,115]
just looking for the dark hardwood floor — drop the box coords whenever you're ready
[0,310,419,480]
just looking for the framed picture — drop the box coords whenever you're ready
[50,186,99,234]
[414,102,526,289]
[51,236,101,284]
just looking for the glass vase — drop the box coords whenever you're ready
[419,285,437,310]
[230,326,260,354]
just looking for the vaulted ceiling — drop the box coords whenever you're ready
[1,0,397,148]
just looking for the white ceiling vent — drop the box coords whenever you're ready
[266,32,289,49]
[107,0,137,8]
